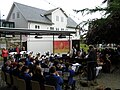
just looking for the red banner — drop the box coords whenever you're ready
[54,41,70,53]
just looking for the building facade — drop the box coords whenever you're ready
[6,2,80,55]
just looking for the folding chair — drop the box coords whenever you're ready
[44,84,55,90]
[0,71,6,87]
[12,75,18,89]
[62,72,70,89]
[5,72,12,87]
[17,78,26,90]
[31,80,41,90]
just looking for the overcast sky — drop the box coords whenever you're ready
[0,0,106,24]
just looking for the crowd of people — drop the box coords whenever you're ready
[1,45,77,90]
[1,44,120,90]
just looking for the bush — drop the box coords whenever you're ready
[80,44,89,53]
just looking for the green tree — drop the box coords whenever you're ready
[74,0,120,44]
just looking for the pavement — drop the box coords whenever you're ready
[75,64,120,90]
[0,61,3,70]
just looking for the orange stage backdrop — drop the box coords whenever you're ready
[54,41,70,53]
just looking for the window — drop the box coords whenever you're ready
[6,23,9,27]
[10,24,14,28]
[47,27,49,29]
[35,25,40,29]
[38,26,40,29]
[56,16,59,21]
[61,28,64,31]
[35,25,37,29]
[12,13,15,19]
[2,22,15,28]
[56,28,59,31]
[61,17,64,22]
[66,29,68,31]
[17,12,20,18]
[50,27,54,30]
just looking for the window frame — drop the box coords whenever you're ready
[61,17,64,22]
[12,13,15,19]
[17,12,20,18]
[56,16,59,21]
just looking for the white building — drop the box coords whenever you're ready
[6,2,80,55]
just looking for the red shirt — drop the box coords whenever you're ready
[2,49,8,57]
[16,48,20,54]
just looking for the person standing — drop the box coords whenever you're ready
[87,45,98,85]
[15,45,21,61]
[2,48,9,64]
[8,45,14,53]
[72,46,77,59]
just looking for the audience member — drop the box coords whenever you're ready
[45,66,63,90]
[32,66,45,90]
[63,62,76,90]
[20,66,32,90]
[12,63,24,77]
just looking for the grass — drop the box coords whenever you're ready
[0,56,3,61]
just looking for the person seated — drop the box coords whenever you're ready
[45,66,63,90]
[12,62,24,77]
[63,62,76,90]
[41,60,49,68]
[32,66,45,90]
[25,54,33,66]
[20,66,32,90]
[100,54,111,73]
[2,60,12,73]
[53,60,63,71]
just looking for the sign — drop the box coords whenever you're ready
[54,41,70,53]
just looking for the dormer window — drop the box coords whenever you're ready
[56,16,59,21]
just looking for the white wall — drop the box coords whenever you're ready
[27,39,53,55]
[67,28,80,40]
[52,8,67,31]
[28,22,51,30]
[27,35,72,55]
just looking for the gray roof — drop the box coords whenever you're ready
[13,2,77,27]
[14,2,52,24]
[44,8,58,15]
[67,17,78,28]
[44,7,68,17]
